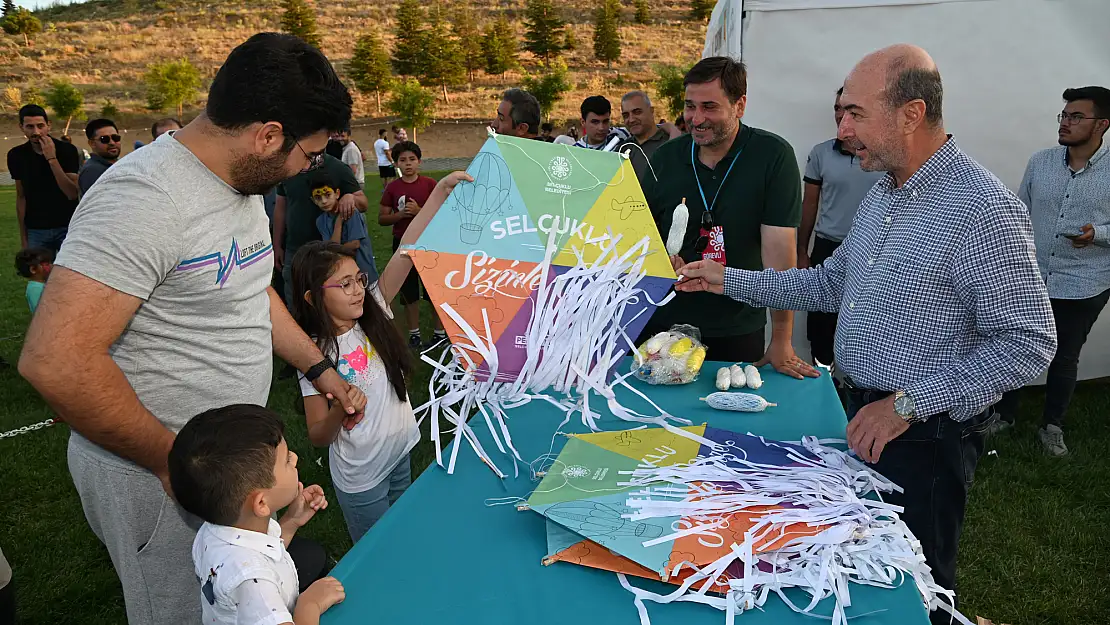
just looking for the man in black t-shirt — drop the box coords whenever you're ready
[6,105,81,252]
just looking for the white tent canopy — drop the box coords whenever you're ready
[709,0,1110,380]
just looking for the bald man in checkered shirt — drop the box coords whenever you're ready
[675,45,1056,618]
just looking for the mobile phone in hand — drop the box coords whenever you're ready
[1063,233,1083,240]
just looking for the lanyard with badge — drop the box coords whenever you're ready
[691,139,741,263]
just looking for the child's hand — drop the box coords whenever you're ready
[297,577,346,617]
[403,198,420,216]
[283,482,328,528]
[342,386,367,431]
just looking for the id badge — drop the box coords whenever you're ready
[700,225,726,264]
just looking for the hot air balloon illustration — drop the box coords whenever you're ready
[453,152,512,244]
[545,501,664,540]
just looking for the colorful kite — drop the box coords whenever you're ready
[405,131,695,478]
[522,425,966,625]
[406,132,676,382]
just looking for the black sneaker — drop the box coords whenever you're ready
[424,332,448,349]
[408,333,422,350]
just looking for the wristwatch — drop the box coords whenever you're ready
[304,357,336,383]
[893,390,924,424]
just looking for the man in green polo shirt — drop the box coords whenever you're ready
[641,56,818,379]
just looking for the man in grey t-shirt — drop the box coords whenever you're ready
[19,34,357,625]
[797,87,884,367]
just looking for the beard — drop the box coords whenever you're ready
[693,116,738,148]
[854,121,906,173]
[228,150,290,196]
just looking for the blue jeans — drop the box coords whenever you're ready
[333,455,412,543]
[26,227,68,253]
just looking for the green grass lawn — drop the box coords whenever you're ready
[0,178,1107,624]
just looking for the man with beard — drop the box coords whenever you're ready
[78,118,122,196]
[19,33,361,625]
[7,104,81,252]
[641,56,818,377]
[336,126,365,187]
[675,45,1055,619]
[991,86,1110,455]
[618,90,681,183]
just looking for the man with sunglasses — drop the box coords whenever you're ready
[20,34,362,625]
[641,57,818,379]
[990,86,1110,456]
[78,118,122,196]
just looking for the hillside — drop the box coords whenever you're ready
[2,0,707,124]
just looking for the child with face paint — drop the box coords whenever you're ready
[310,173,379,285]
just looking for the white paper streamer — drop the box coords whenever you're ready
[612,436,974,625]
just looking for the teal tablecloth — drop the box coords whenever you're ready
[322,362,929,625]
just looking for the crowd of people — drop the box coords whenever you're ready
[2,30,1107,625]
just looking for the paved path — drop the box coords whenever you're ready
[0,157,474,187]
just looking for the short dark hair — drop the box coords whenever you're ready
[580,95,612,120]
[309,170,336,192]
[169,404,285,526]
[836,86,844,97]
[541,122,553,133]
[684,57,748,104]
[206,33,352,148]
[379,128,387,137]
[19,104,48,125]
[151,117,181,139]
[503,88,541,134]
[85,118,117,140]
[1063,86,1110,122]
[391,140,421,161]
[885,61,944,127]
[15,247,55,278]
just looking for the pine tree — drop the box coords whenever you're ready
[454,8,483,82]
[420,3,465,103]
[2,0,16,18]
[690,0,713,21]
[654,63,691,117]
[592,0,622,69]
[1,7,42,46]
[523,0,565,62]
[481,17,518,76]
[392,0,425,77]
[634,0,651,25]
[562,28,577,52]
[348,30,393,113]
[279,0,321,49]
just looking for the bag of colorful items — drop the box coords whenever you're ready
[631,324,707,385]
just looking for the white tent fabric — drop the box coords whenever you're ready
[706,0,1110,381]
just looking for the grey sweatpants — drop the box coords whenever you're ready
[68,435,202,624]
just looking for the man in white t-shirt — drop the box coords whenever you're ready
[337,127,364,188]
[373,129,395,185]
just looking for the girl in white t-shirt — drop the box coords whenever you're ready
[290,171,472,542]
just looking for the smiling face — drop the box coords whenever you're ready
[683,79,745,149]
[837,70,905,173]
[90,125,121,161]
[319,257,366,328]
[621,94,655,141]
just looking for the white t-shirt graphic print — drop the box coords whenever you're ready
[299,289,418,493]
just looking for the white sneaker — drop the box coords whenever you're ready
[1037,425,1068,457]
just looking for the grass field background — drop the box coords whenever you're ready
[0,177,1107,624]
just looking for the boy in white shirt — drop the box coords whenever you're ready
[169,404,347,625]
[372,129,395,185]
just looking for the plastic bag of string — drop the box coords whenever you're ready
[631,324,707,385]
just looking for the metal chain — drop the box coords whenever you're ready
[0,418,59,440]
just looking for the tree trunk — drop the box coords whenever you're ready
[177,101,184,118]
[375,90,381,113]
[442,83,450,103]
[412,127,417,143]
[23,32,28,46]
[63,116,72,136]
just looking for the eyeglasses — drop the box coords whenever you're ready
[322,272,369,296]
[297,141,324,172]
[97,134,121,144]
[693,211,716,254]
[1058,112,1106,125]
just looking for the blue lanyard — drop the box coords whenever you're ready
[691,138,742,217]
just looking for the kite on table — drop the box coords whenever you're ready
[520,425,972,625]
[402,131,694,477]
